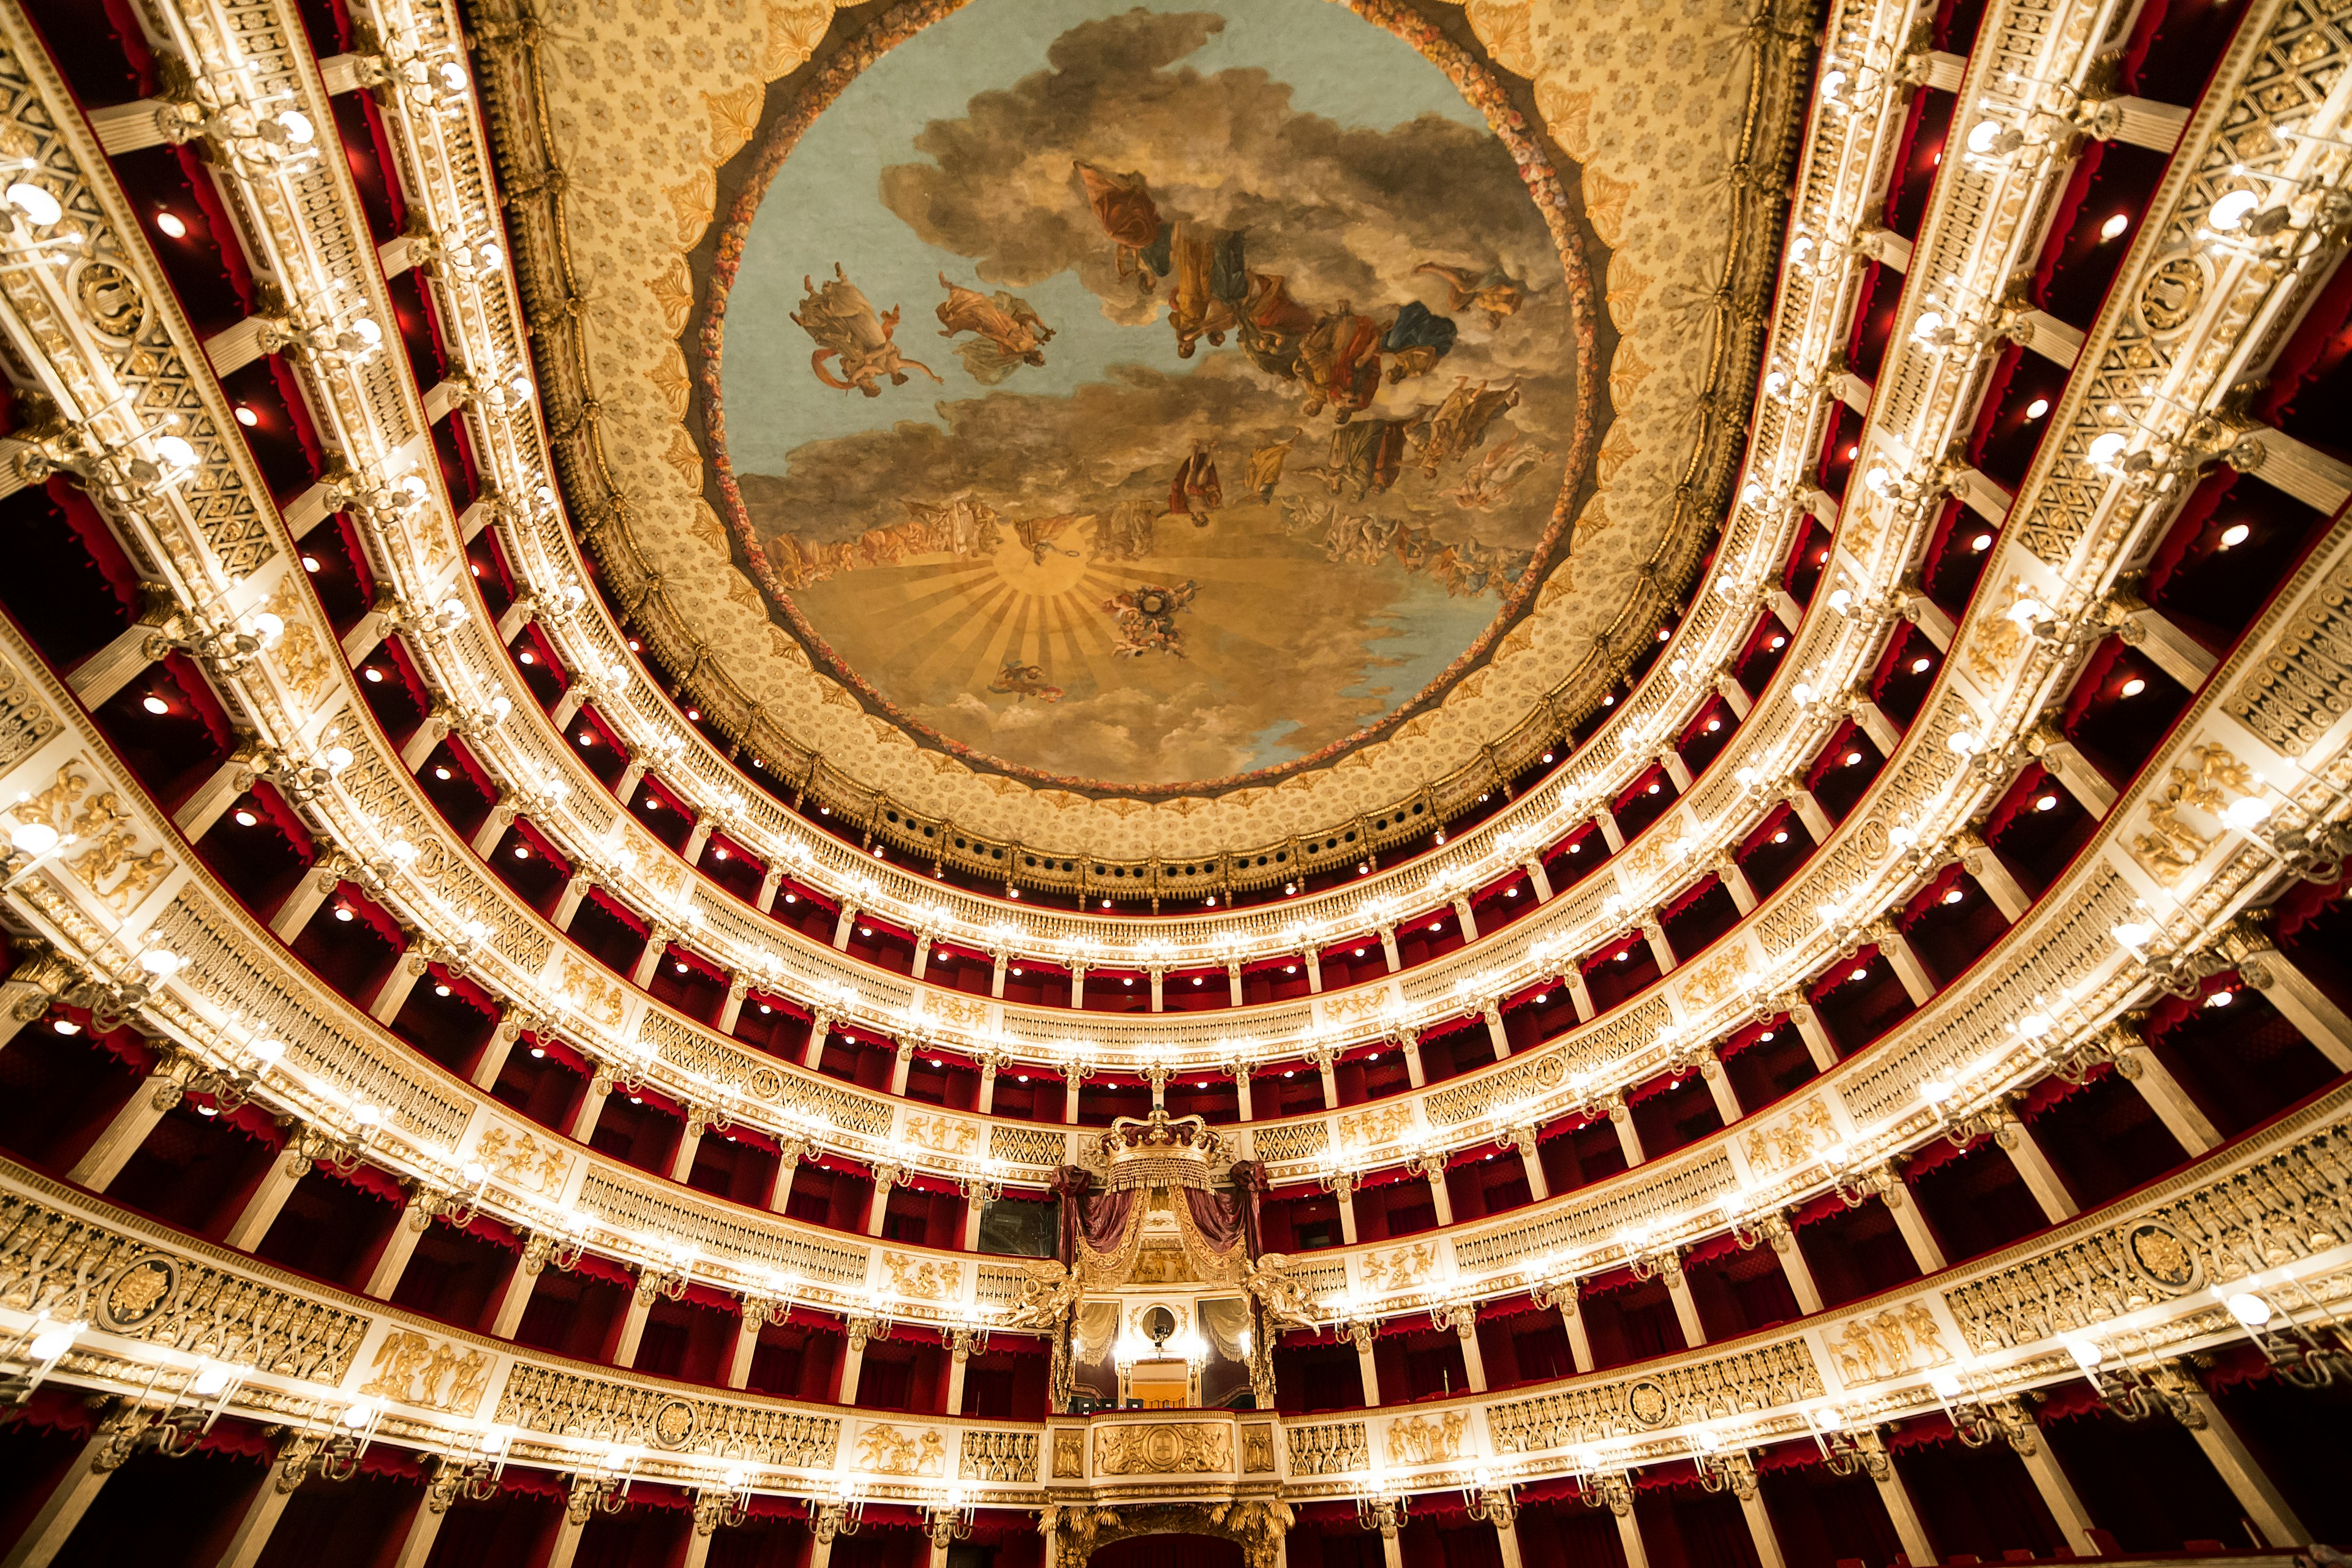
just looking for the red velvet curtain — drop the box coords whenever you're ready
[1185,1186,1244,1253]
[1752,1452,1906,1568]
[1084,1187,1137,1253]
[1632,1487,1762,1568]
[1510,1499,1627,1568]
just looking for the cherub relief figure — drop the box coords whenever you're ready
[935,272,1054,383]
[792,263,940,396]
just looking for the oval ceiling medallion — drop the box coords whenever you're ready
[701,0,1604,794]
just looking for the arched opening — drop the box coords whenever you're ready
[1088,1533,1248,1568]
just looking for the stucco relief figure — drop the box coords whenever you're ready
[935,272,1054,383]
[792,264,941,396]
[1074,161,1172,288]
[1093,499,1161,560]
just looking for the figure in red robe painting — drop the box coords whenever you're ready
[1074,162,1174,289]
[1235,271,1320,383]
[1296,306,1382,421]
[1167,440,1221,524]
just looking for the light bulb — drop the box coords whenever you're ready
[5,181,61,226]
[2208,189,2260,232]
[9,821,58,856]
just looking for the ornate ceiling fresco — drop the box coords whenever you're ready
[707,0,1597,791]
[493,0,1807,856]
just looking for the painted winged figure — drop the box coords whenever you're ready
[1417,377,1521,475]
[989,661,1065,703]
[1101,579,1198,659]
[1444,435,1548,510]
[791,263,941,397]
[1413,260,1528,327]
[935,272,1054,384]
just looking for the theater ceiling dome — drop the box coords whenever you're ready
[496,0,1806,859]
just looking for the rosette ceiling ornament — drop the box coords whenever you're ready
[484,0,1809,889]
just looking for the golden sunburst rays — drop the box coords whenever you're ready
[797,526,1286,707]
[805,553,1131,702]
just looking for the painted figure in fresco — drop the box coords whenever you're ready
[1428,538,1530,599]
[935,273,1054,383]
[901,494,1000,558]
[990,661,1065,703]
[1101,579,1198,658]
[1444,435,1548,510]
[1167,439,1222,523]
[1417,377,1521,475]
[1015,513,1084,565]
[1381,300,1459,382]
[1317,416,1418,500]
[1073,162,1173,288]
[792,263,941,397]
[1093,499,1160,561]
[1413,260,1528,328]
[1297,305,1384,421]
[1167,224,1249,356]
[1248,437,1296,502]
[1235,271,1320,382]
